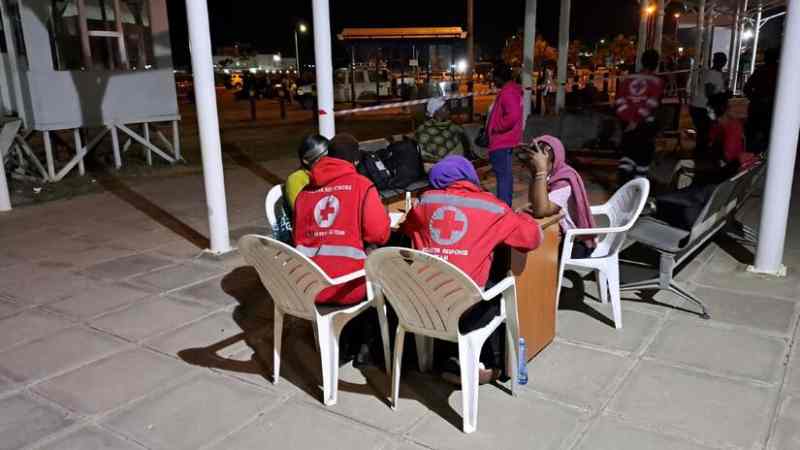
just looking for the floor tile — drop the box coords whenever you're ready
[36,425,144,450]
[89,296,215,342]
[576,415,714,450]
[0,393,75,450]
[129,262,223,292]
[81,254,175,281]
[0,309,74,352]
[45,282,153,320]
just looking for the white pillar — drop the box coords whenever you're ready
[555,0,571,112]
[731,0,749,92]
[0,0,26,127]
[522,0,537,123]
[312,0,335,138]
[690,0,706,98]
[0,159,9,212]
[751,0,800,276]
[185,0,231,254]
[636,1,650,72]
[705,14,715,65]
[654,0,666,53]
[750,3,763,75]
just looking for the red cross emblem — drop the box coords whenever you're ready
[429,206,468,245]
[313,195,340,228]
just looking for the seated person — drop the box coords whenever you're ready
[293,133,391,305]
[401,155,542,384]
[272,135,329,243]
[525,135,597,258]
[415,98,469,163]
[707,93,758,179]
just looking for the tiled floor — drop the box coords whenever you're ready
[0,154,799,450]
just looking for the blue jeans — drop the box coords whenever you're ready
[489,148,514,206]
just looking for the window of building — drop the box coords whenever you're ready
[49,0,155,71]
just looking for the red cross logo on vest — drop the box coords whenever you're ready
[313,195,340,229]
[630,78,648,97]
[429,206,468,245]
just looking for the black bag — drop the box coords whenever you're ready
[385,138,425,189]
[357,150,394,190]
[653,184,717,231]
[474,105,494,148]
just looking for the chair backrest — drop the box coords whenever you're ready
[265,185,284,231]
[686,178,738,244]
[594,178,650,257]
[365,247,483,339]
[729,162,765,214]
[238,234,330,320]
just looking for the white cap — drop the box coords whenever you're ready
[426,97,447,117]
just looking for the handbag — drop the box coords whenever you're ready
[474,103,494,148]
[357,149,394,191]
[385,137,425,189]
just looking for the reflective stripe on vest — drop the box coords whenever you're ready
[296,244,368,260]
[421,194,505,214]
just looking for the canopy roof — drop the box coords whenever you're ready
[338,27,467,41]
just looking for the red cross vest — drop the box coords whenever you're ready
[402,181,541,287]
[293,157,379,305]
[615,73,664,125]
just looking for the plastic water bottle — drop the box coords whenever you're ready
[518,338,528,385]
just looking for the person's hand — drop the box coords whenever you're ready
[529,146,550,173]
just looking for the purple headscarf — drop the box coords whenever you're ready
[429,155,481,189]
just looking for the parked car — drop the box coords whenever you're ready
[174,73,194,102]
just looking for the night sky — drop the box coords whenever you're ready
[166,0,643,68]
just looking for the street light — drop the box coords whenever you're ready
[742,29,755,40]
[646,5,656,15]
[295,23,307,74]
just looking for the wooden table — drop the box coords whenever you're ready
[511,213,562,361]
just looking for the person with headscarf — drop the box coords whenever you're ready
[400,155,542,385]
[415,97,468,163]
[526,135,597,258]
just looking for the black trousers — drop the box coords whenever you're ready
[618,122,659,185]
[689,106,711,154]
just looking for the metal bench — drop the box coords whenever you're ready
[619,163,766,318]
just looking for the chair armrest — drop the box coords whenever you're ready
[564,226,626,241]
[481,276,515,301]
[328,269,366,286]
[590,204,609,216]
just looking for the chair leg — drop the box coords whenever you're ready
[458,334,482,434]
[390,326,406,410]
[376,301,392,375]
[415,335,434,373]
[315,316,340,406]
[670,282,711,320]
[604,263,622,329]
[555,257,569,310]
[504,322,518,396]
[273,306,284,384]
[597,270,609,304]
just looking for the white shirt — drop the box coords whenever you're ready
[690,69,726,108]
[549,186,577,232]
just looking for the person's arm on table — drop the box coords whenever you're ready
[526,147,560,218]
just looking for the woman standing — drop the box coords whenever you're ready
[487,63,523,206]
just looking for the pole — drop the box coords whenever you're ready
[556,0,571,112]
[294,30,301,75]
[655,0,665,52]
[705,14,715,66]
[750,2,762,75]
[731,0,749,92]
[752,0,800,276]
[690,0,706,98]
[637,1,649,71]
[467,0,475,80]
[312,0,335,138]
[350,45,357,107]
[185,0,231,254]
[728,1,742,88]
[0,0,25,126]
[522,0,538,122]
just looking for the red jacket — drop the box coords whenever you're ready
[401,181,542,288]
[294,157,390,305]
[615,73,664,126]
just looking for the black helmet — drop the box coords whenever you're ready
[298,134,329,169]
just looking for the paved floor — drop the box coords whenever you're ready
[1,158,800,450]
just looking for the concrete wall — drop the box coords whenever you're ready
[17,0,178,130]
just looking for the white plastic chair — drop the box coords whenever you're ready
[238,234,381,406]
[365,247,520,434]
[556,178,650,329]
[264,184,283,231]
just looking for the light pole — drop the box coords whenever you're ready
[674,12,681,41]
[295,23,307,74]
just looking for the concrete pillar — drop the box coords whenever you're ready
[312,0,335,138]
[0,160,9,212]
[556,0,571,112]
[750,3,763,75]
[654,0,666,53]
[637,1,650,72]
[752,0,800,276]
[185,0,231,254]
[728,1,742,85]
[705,14,715,65]
[522,0,537,122]
[690,0,706,98]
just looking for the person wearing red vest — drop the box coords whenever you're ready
[293,134,391,305]
[401,155,542,384]
[615,49,664,184]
